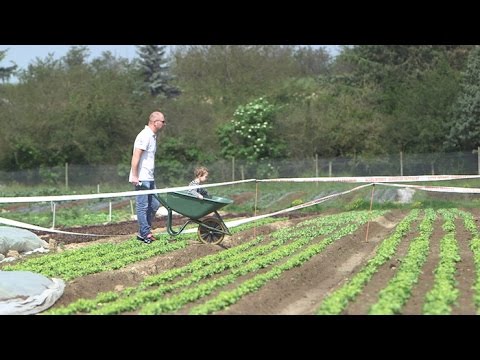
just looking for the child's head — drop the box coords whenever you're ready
[194,166,209,182]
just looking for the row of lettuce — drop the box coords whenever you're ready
[4,207,480,314]
[318,208,480,314]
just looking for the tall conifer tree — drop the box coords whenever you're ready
[136,45,180,98]
[0,49,17,83]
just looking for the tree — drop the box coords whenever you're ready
[217,97,286,178]
[63,46,90,68]
[334,45,471,94]
[331,45,467,154]
[218,97,284,160]
[0,50,140,170]
[293,46,332,77]
[136,45,180,98]
[172,45,300,110]
[446,46,480,150]
[0,49,17,83]
[385,58,460,154]
[155,137,210,186]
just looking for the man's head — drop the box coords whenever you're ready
[149,111,166,133]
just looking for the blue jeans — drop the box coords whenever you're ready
[135,181,160,238]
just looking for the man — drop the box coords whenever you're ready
[129,111,166,244]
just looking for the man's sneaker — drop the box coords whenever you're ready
[136,233,155,244]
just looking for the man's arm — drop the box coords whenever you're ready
[130,148,144,185]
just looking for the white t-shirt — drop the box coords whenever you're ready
[129,126,157,182]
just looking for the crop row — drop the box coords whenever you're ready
[319,208,479,315]
[4,218,279,280]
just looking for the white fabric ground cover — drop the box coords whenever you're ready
[0,271,65,315]
[0,226,49,262]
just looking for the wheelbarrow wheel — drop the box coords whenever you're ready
[198,217,225,245]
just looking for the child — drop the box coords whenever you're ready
[188,166,210,199]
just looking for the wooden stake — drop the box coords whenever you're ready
[254,181,259,238]
[364,184,375,243]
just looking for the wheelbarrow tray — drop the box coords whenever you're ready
[158,191,233,220]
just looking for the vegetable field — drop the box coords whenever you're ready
[2,208,480,315]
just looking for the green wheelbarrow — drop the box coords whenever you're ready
[154,191,233,245]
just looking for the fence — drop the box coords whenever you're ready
[0,150,479,189]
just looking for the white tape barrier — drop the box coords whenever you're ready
[0,179,256,236]
[259,174,480,184]
[7,178,475,238]
[2,174,479,204]
[375,182,480,194]
[0,179,256,204]
[156,183,373,235]
[0,216,108,236]
[1,173,478,237]
[0,183,372,238]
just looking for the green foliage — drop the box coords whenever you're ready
[334,45,468,154]
[446,46,480,150]
[270,73,391,159]
[0,45,474,173]
[39,165,62,185]
[291,198,303,206]
[423,209,460,314]
[293,46,332,76]
[63,46,90,68]
[0,47,140,170]
[0,48,17,83]
[0,202,132,228]
[369,209,435,314]
[344,198,366,211]
[384,56,460,152]
[159,96,222,157]
[412,201,423,208]
[337,45,470,89]
[317,209,419,314]
[136,45,180,98]
[155,137,211,185]
[172,45,301,109]
[256,162,279,179]
[218,97,285,161]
